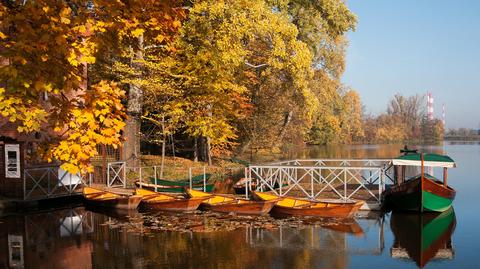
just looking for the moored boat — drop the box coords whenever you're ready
[385,152,456,212]
[149,173,212,186]
[83,186,142,210]
[135,188,208,212]
[187,189,278,215]
[253,192,364,218]
[136,181,215,193]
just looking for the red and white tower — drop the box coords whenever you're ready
[442,103,446,127]
[427,92,434,120]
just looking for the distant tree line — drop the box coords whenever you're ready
[445,128,480,140]
[360,94,444,144]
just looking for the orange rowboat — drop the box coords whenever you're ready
[135,188,208,212]
[186,189,278,215]
[83,186,142,210]
[253,192,364,218]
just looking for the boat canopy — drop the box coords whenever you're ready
[392,153,456,168]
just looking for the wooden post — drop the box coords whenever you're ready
[443,167,448,187]
[102,145,106,184]
[420,153,424,213]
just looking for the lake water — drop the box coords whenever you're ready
[1,142,478,268]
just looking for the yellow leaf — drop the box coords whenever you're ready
[131,28,144,38]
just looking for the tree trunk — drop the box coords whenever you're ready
[276,111,293,147]
[123,35,144,167]
[193,137,198,162]
[206,136,212,166]
[170,134,175,159]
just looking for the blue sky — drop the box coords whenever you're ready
[342,1,480,129]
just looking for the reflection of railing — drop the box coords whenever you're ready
[246,159,393,207]
[23,166,89,200]
[245,216,385,256]
[24,208,94,244]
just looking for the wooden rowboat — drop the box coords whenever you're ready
[253,192,364,218]
[83,186,142,210]
[135,188,208,212]
[135,181,215,193]
[186,189,278,215]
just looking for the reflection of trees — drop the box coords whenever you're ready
[0,207,387,269]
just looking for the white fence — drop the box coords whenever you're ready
[246,159,393,205]
[23,165,90,200]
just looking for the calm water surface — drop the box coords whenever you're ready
[1,143,478,268]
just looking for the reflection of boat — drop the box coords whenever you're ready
[322,221,364,236]
[135,181,215,193]
[252,192,364,218]
[83,187,142,210]
[390,207,456,268]
[385,152,456,212]
[149,174,212,186]
[135,188,207,212]
[187,189,278,215]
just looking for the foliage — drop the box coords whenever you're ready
[0,0,183,173]
[177,0,315,154]
[362,93,444,144]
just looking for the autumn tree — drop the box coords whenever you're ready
[387,93,425,139]
[0,0,184,173]
[172,0,315,161]
[269,0,359,146]
[338,89,364,143]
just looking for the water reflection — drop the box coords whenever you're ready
[390,208,456,268]
[0,207,390,269]
[0,207,94,269]
[0,205,459,268]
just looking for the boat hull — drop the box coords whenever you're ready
[142,198,205,212]
[271,201,364,218]
[84,193,142,210]
[201,200,277,215]
[253,191,364,218]
[149,174,210,186]
[385,177,455,212]
[136,181,215,193]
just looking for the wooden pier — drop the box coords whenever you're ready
[245,159,394,210]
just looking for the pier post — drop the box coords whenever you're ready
[154,166,157,192]
[203,166,206,192]
[189,167,192,190]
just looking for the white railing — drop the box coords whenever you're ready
[245,159,393,204]
[107,161,244,191]
[107,161,126,188]
[23,165,89,200]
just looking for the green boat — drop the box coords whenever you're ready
[137,181,215,193]
[390,207,456,268]
[385,152,456,212]
[149,173,212,186]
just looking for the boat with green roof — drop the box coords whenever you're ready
[385,151,456,212]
